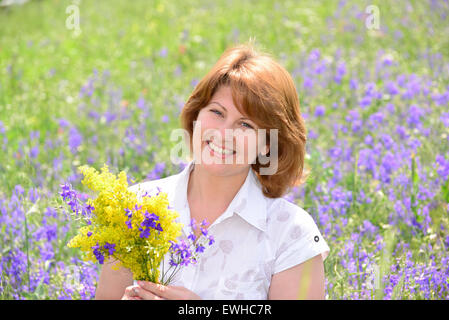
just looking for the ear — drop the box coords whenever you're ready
[260,145,269,157]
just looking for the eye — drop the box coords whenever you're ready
[241,122,254,129]
[210,109,222,116]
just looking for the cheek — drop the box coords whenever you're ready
[235,133,258,156]
[193,115,212,138]
[196,114,220,135]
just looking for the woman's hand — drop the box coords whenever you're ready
[131,280,202,300]
[121,284,161,300]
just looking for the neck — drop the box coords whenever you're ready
[187,163,249,214]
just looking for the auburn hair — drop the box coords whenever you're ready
[180,40,309,199]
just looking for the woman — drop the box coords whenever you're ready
[95,42,330,300]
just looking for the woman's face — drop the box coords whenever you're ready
[192,85,268,176]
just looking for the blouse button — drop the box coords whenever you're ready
[314,235,319,242]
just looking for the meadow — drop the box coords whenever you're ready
[0,0,448,299]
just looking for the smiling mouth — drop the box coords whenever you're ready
[206,140,236,156]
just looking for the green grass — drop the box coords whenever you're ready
[1,0,448,300]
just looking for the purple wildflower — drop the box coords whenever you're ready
[28,188,39,203]
[189,218,197,231]
[58,118,70,128]
[349,78,358,90]
[334,61,346,84]
[82,204,95,216]
[406,105,425,128]
[103,242,116,255]
[359,95,372,108]
[14,185,25,196]
[136,96,146,110]
[159,47,168,58]
[30,145,39,159]
[190,78,199,88]
[92,243,104,264]
[60,183,82,215]
[68,127,83,154]
[147,162,166,180]
[440,112,449,127]
[161,115,169,123]
[168,239,194,267]
[188,232,196,242]
[139,211,162,238]
[314,105,326,117]
[124,208,133,228]
[139,227,151,239]
[195,245,205,253]
[435,155,449,181]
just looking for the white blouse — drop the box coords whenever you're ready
[129,160,330,300]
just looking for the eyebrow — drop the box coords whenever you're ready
[209,101,252,122]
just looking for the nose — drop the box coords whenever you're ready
[211,120,236,147]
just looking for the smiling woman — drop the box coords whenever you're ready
[95,40,330,300]
[180,41,309,199]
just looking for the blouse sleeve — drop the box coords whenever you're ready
[273,202,330,274]
[127,183,143,198]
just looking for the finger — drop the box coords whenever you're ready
[123,286,138,299]
[122,293,140,300]
[137,281,173,300]
[133,286,165,300]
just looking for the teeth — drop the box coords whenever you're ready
[208,141,234,155]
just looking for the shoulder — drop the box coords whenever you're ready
[265,198,330,273]
[265,197,328,251]
[266,197,318,233]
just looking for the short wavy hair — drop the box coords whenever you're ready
[180,40,309,199]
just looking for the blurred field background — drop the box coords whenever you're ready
[0,0,449,299]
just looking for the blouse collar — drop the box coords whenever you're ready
[172,160,268,234]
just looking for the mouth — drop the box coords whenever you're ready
[206,140,236,158]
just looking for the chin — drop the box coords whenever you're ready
[201,160,253,178]
[198,160,234,175]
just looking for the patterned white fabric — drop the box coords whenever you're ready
[129,160,330,300]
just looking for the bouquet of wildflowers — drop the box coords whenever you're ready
[60,164,214,285]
